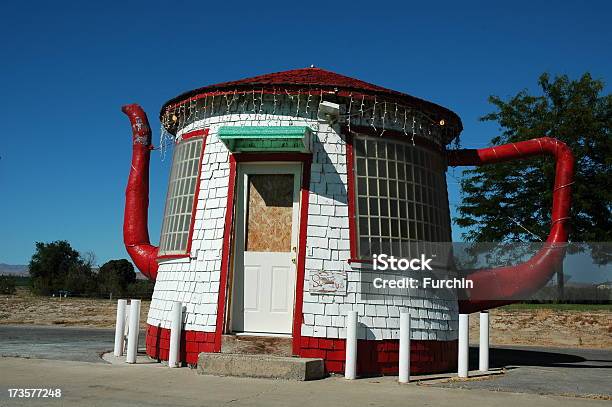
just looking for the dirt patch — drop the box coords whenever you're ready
[0,288,150,329]
[470,308,612,349]
[1,289,610,348]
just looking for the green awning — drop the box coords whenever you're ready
[218,126,312,153]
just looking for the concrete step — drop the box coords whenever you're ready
[221,334,292,356]
[197,353,325,381]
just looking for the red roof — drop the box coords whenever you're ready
[201,67,400,94]
[161,67,462,133]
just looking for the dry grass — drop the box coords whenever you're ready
[1,288,611,348]
[0,288,150,329]
[470,308,612,348]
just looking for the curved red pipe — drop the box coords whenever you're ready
[448,137,574,313]
[121,104,159,281]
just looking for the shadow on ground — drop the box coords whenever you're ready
[477,346,612,369]
[427,345,612,397]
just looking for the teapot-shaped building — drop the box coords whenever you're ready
[122,67,573,375]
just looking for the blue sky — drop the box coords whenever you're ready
[0,1,610,266]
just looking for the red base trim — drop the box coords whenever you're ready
[145,324,216,365]
[298,336,457,375]
[146,324,457,375]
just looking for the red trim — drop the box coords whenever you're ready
[214,156,237,352]
[156,129,209,261]
[185,130,208,256]
[345,132,359,260]
[292,155,312,355]
[297,336,457,375]
[146,324,215,365]
[146,323,457,375]
[181,129,208,140]
[214,153,312,353]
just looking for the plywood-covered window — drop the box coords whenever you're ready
[353,135,451,258]
[159,136,204,256]
[245,174,294,252]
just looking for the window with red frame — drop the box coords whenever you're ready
[353,134,451,258]
[158,137,204,255]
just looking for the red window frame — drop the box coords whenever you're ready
[157,128,209,260]
[344,125,446,263]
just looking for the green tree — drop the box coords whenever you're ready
[455,73,612,264]
[28,241,97,295]
[97,259,136,297]
[0,275,17,295]
[29,241,83,295]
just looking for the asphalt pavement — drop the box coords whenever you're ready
[0,325,144,363]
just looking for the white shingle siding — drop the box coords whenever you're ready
[147,95,458,341]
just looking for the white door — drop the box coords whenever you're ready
[231,163,301,335]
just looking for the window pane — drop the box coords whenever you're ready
[377,161,387,178]
[356,158,366,176]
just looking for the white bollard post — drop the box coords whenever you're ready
[345,311,358,380]
[479,311,489,372]
[113,299,127,356]
[398,312,411,383]
[168,302,183,368]
[458,313,469,378]
[125,299,141,364]
[123,304,131,354]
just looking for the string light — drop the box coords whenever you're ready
[412,115,416,146]
[240,91,248,112]
[258,88,264,116]
[210,95,215,121]
[359,95,365,117]
[295,90,302,116]
[370,96,378,131]
[347,93,354,133]
[305,89,312,116]
[316,89,324,120]
[155,87,458,161]
[380,101,387,136]
[203,95,208,120]
[393,103,399,124]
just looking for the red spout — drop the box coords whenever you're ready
[448,137,574,313]
[121,104,159,281]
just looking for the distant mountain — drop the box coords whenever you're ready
[0,263,29,276]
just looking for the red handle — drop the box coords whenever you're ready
[448,137,574,313]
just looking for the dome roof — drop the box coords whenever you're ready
[161,67,462,135]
